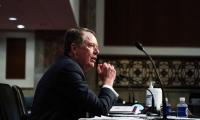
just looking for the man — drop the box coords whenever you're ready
[31,27,118,120]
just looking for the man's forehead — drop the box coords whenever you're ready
[82,31,94,38]
[82,31,98,44]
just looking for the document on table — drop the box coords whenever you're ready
[79,115,146,120]
[109,106,134,113]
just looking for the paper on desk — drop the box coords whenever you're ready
[109,106,133,113]
[93,115,145,120]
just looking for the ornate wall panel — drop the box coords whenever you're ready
[97,55,200,88]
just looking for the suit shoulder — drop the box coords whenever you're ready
[56,56,83,73]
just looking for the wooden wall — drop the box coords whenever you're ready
[104,0,200,47]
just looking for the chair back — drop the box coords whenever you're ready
[12,85,29,120]
[189,93,200,115]
[0,83,21,120]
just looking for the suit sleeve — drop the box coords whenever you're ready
[58,69,118,116]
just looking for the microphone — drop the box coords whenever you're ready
[135,42,167,120]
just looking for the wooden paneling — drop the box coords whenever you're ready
[6,38,26,79]
[104,0,200,47]
[97,55,200,88]
[79,0,96,30]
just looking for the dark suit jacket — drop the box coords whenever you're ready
[31,56,117,120]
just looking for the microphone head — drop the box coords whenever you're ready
[135,42,144,51]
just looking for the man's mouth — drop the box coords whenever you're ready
[91,57,97,62]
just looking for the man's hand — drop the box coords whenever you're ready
[97,63,116,87]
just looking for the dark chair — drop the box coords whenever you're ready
[189,93,200,116]
[12,85,29,120]
[24,96,33,115]
[0,83,21,120]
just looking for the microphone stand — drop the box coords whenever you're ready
[135,42,167,120]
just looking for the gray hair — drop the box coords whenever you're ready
[64,27,95,55]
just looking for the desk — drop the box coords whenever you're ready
[79,114,200,120]
[80,105,200,120]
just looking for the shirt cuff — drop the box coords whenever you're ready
[102,85,119,97]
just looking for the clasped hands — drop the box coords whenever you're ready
[97,63,116,87]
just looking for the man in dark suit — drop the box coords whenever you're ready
[31,27,118,120]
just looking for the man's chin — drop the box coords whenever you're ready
[90,63,95,67]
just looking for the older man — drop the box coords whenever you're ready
[31,27,118,120]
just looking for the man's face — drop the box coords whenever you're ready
[75,31,99,71]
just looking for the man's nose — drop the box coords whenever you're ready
[94,47,100,55]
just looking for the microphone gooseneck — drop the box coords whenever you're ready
[135,42,167,120]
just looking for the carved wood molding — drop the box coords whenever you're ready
[97,55,200,89]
